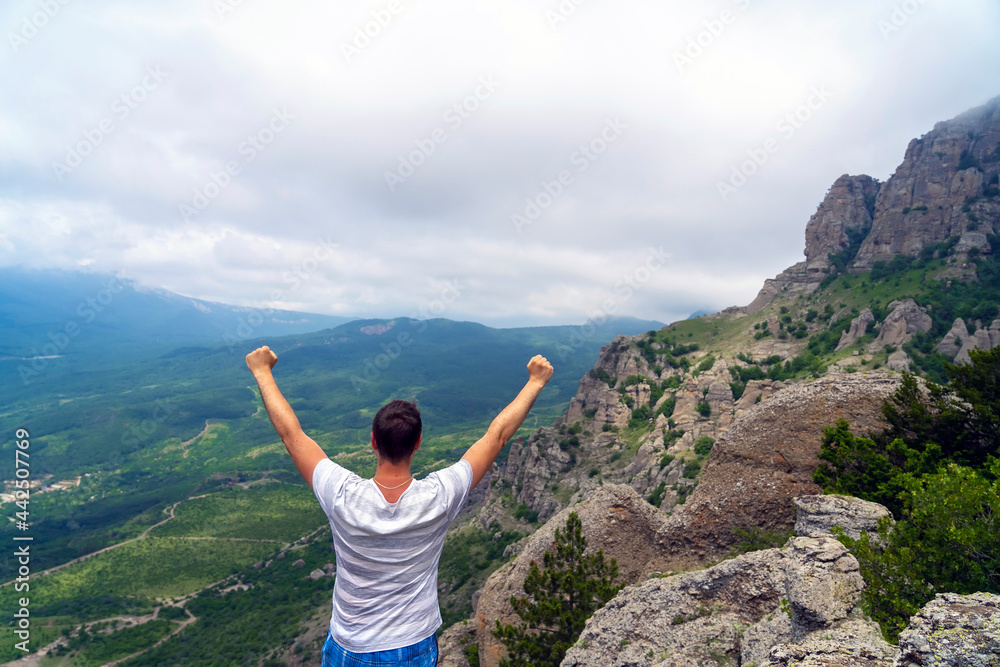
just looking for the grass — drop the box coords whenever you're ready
[150,484,326,542]
[33,538,276,615]
[0,623,67,664]
[57,618,178,666]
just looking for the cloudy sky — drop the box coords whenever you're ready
[1,0,998,327]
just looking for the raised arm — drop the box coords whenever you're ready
[246,346,328,489]
[462,355,554,490]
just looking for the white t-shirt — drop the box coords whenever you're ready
[312,457,474,653]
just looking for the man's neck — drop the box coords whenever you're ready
[373,461,413,501]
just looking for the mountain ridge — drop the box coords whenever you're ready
[460,94,1000,666]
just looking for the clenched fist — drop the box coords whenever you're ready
[527,354,554,385]
[246,346,278,376]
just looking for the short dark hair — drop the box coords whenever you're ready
[372,399,422,464]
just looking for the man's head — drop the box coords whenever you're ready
[371,399,422,464]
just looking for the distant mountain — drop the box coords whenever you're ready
[0,267,353,369]
[0,266,662,385]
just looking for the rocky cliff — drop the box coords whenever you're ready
[480,98,1000,539]
[751,95,1000,310]
[472,374,899,666]
[855,99,1000,269]
[450,492,998,667]
[442,96,1000,666]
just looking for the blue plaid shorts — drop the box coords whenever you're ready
[321,629,438,666]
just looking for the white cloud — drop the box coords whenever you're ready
[0,0,998,326]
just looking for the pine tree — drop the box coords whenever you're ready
[494,512,621,667]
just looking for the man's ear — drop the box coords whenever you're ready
[370,432,377,452]
[414,434,422,453]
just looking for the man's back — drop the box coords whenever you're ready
[312,457,474,652]
[246,347,552,663]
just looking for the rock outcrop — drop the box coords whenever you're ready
[896,592,1000,666]
[438,621,476,667]
[936,317,973,357]
[836,309,875,351]
[804,174,880,263]
[746,96,1000,308]
[793,494,892,541]
[853,97,1000,270]
[475,484,675,667]
[935,316,1000,362]
[560,536,887,667]
[563,336,639,430]
[475,373,901,665]
[749,173,880,313]
[488,339,745,526]
[746,260,827,314]
[764,630,899,666]
[665,373,900,561]
[874,299,933,348]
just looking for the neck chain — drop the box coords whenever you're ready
[372,476,413,490]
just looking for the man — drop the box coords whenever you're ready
[246,346,554,666]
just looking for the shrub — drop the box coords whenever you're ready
[694,436,714,457]
[731,526,794,554]
[513,504,539,523]
[695,355,716,375]
[589,368,615,388]
[494,513,621,666]
[817,349,1000,641]
[958,149,981,171]
[655,396,677,420]
[682,460,701,478]
[628,405,651,429]
[836,463,1000,642]
[696,401,711,418]
[646,482,667,507]
[661,376,683,390]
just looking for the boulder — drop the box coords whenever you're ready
[793,494,892,541]
[560,536,872,667]
[990,320,1000,349]
[936,318,971,358]
[874,300,932,349]
[957,320,1000,363]
[896,592,1000,666]
[887,349,912,372]
[836,309,875,351]
[438,621,476,667]
[765,622,898,666]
